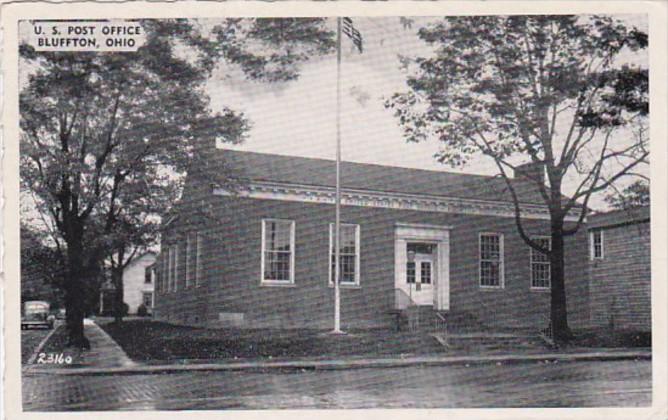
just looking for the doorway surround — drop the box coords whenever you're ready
[394,222,451,311]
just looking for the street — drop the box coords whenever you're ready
[23,360,651,410]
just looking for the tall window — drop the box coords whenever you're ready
[162,252,168,293]
[167,247,174,292]
[530,237,551,289]
[421,261,432,284]
[406,262,416,284]
[329,224,360,286]
[168,245,178,292]
[185,233,195,288]
[172,245,179,291]
[261,219,295,284]
[479,233,504,288]
[590,230,604,260]
[195,233,203,286]
[144,266,152,284]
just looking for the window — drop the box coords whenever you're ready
[172,245,178,291]
[406,262,416,284]
[162,252,168,293]
[168,245,178,292]
[421,261,432,284]
[590,230,604,260]
[144,266,152,284]
[167,247,174,292]
[530,237,551,289]
[142,292,153,308]
[186,233,195,288]
[195,233,203,286]
[261,219,295,284]
[329,224,361,286]
[479,233,504,288]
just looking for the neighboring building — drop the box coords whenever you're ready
[153,150,590,330]
[588,206,650,332]
[100,252,156,315]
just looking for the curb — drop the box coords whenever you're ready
[22,350,651,376]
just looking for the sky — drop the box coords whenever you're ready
[17,15,650,219]
[207,15,649,211]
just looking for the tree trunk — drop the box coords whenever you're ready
[112,263,125,324]
[550,222,574,343]
[64,225,91,349]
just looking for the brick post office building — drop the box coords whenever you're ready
[152,150,590,331]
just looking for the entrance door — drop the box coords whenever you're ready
[394,223,451,310]
[404,244,436,306]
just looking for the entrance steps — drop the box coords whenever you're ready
[392,306,487,333]
[390,306,550,352]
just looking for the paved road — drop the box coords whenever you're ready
[22,359,651,410]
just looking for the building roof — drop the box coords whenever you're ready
[212,149,552,205]
[587,206,650,230]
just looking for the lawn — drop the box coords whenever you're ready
[21,327,52,364]
[22,323,86,367]
[38,324,87,366]
[100,319,446,362]
[569,328,651,348]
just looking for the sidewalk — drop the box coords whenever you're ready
[78,319,138,368]
[24,319,137,373]
[24,320,651,376]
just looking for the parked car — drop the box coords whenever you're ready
[21,301,55,330]
[55,308,66,320]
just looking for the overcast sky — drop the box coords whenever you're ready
[18,16,650,214]
[209,15,649,211]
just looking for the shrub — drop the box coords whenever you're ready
[137,304,149,317]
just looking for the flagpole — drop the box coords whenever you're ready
[333,16,343,334]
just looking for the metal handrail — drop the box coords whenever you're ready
[433,310,448,343]
[393,288,449,335]
[393,288,421,331]
[538,313,554,346]
[394,288,417,310]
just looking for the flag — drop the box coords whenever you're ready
[342,17,363,53]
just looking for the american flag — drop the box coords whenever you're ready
[342,17,363,53]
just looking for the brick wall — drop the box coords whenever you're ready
[589,220,651,331]
[154,194,589,331]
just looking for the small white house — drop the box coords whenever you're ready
[100,252,156,315]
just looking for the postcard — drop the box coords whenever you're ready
[2,1,667,419]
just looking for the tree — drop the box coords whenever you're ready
[20,225,66,305]
[387,16,648,342]
[605,179,649,210]
[20,18,335,347]
[78,132,181,323]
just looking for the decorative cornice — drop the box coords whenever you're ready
[395,222,454,231]
[213,181,581,222]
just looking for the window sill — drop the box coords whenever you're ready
[479,285,504,291]
[260,281,296,288]
[530,287,550,292]
[328,283,362,289]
